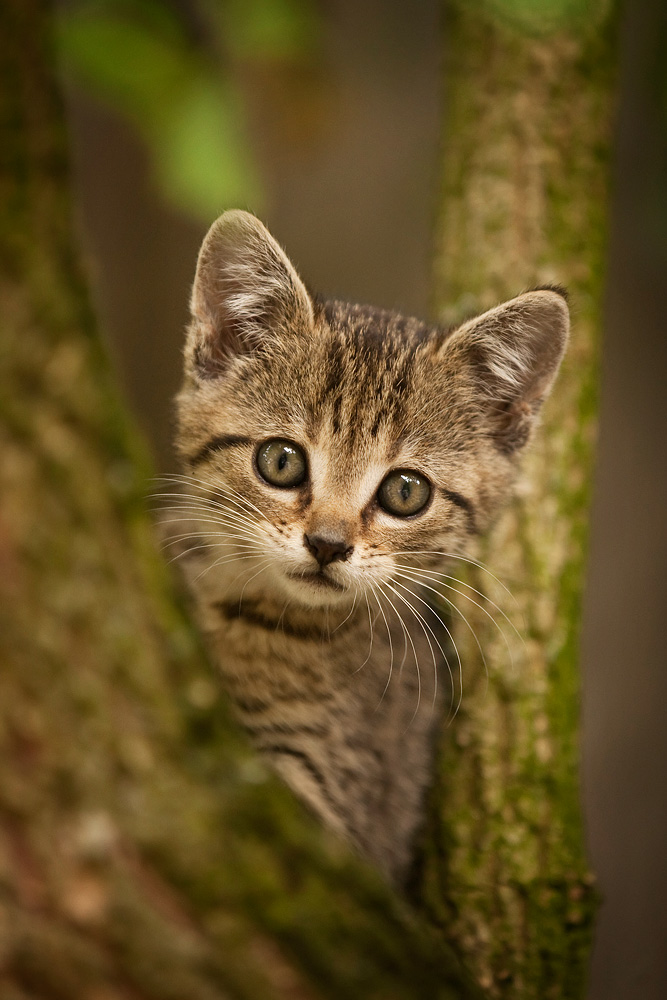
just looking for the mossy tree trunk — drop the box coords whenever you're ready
[417,3,619,998]
[0,3,484,998]
[1,0,619,997]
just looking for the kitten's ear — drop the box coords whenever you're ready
[445,289,569,454]
[187,210,314,378]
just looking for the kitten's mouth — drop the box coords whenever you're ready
[286,570,345,593]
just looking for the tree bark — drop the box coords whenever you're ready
[0,2,484,998]
[417,3,619,998]
[1,0,621,996]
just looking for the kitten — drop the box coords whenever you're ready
[169,210,568,886]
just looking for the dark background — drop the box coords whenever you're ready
[62,1,667,997]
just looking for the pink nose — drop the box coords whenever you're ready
[304,534,353,568]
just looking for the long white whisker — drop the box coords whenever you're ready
[388,577,466,723]
[393,569,490,696]
[165,540,260,567]
[154,473,274,526]
[237,558,273,608]
[214,484,273,523]
[151,479,275,533]
[368,582,394,710]
[373,580,420,728]
[151,488,263,519]
[223,557,273,594]
[381,579,444,721]
[275,598,292,634]
[158,515,265,545]
[390,549,521,612]
[374,580,409,679]
[354,591,376,676]
[192,550,266,584]
[161,530,260,548]
[399,563,524,648]
[398,566,518,673]
[331,588,359,634]
[155,501,265,536]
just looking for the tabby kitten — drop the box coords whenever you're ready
[169,210,568,886]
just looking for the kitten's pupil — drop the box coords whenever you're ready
[401,482,410,501]
[278,453,287,470]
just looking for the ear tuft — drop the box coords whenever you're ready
[447,290,569,454]
[187,211,313,379]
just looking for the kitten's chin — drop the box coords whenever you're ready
[279,568,353,609]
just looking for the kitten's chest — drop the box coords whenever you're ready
[200,585,442,739]
[204,600,373,720]
[199,593,444,882]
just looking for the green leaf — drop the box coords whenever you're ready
[157,76,263,219]
[57,1,264,219]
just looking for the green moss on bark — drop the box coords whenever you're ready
[0,2,485,998]
[417,3,618,997]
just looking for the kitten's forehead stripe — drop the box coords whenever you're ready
[312,303,422,455]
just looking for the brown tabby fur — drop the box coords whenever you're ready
[168,211,568,886]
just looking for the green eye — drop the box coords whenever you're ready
[256,439,307,488]
[378,470,431,517]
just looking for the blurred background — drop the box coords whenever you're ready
[57,1,667,997]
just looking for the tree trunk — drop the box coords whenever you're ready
[416,3,619,998]
[1,0,620,996]
[0,2,483,998]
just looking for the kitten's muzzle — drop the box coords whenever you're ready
[304,534,353,568]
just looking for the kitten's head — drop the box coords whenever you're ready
[175,211,568,609]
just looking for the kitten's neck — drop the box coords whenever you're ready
[213,589,361,642]
[188,556,364,655]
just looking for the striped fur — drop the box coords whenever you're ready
[169,212,569,885]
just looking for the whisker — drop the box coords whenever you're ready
[389,576,468,723]
[154,501,265,537]
[165,540,260,567]
[213,483,273,524]
[390,549,522,613]
[398,565,519,673]
[157,515,265,545]
[373,580,420,727]
[161,530,260,549]
[275,598,292,635]
[192,550,266,584]
[374,580,409,679]
[151,487,262,519]
[367,581,394,710]
[393,569,490,697]
[354,591,377,676]
[151,479,276,537]
[331,588,360,634]
[381,579,446,722]
[153,474,273,525]
[237,558,273,610]
[398,563,524,648]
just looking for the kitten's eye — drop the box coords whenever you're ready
[256,439,307,488]
[378,470,430,517]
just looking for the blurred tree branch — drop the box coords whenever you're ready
[0,0,481,996]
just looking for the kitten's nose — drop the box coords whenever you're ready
[304,534,353,568]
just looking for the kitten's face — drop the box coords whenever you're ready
[175,212,568,609]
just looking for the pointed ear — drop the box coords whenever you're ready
[187,210,314,379]
[445,289,569,454]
